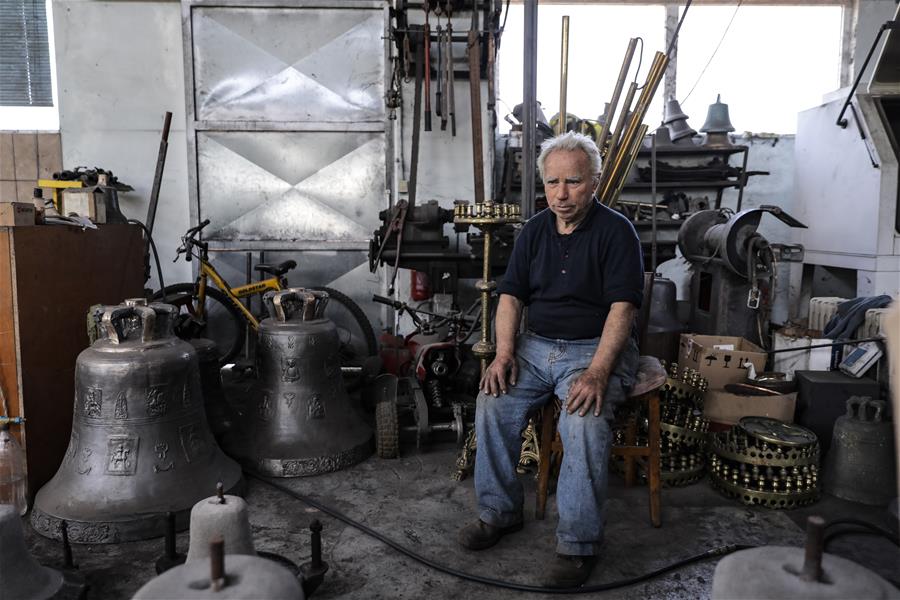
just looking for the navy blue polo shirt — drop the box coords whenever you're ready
[497,199,643,340]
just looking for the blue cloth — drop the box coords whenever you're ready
[474,331,639,556]
[823,295,892,340]
[497,199,644,340]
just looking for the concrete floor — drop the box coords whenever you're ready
[23,439,900,600]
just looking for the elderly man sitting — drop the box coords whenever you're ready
[458,132,644,588]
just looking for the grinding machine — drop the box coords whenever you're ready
[678,205,807,344]
[227,288,373,477]
[31,300,243,543]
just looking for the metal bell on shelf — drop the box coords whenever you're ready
[667,118,698,143]
[700,94,736,133]
[31,300,243,543]
[228,288,373,477]
[663,99,689,124]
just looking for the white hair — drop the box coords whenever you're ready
[536,131,602,182]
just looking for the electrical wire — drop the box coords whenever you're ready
[127,219,166,302]
[249,473,751,594]
[681,0,743,104]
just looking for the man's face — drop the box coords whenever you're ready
[542,149,596,225]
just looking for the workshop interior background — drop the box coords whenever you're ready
[1,0,900,598]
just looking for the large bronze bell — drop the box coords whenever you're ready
[31,301,243,543]
[230,288,372,477]
[824,397,897,506]
[644,277,683,364]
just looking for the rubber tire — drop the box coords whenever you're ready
[375,397,400,459]
[153,283,245,364]
[309,286,378,358]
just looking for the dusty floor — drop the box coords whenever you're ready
[23,439,900,600]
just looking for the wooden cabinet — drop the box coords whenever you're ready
[0,224,145,498]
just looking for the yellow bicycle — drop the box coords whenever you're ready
[154,219,377,364]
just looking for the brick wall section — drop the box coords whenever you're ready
[0,133,63,203]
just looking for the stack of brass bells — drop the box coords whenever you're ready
[228,288,372,477]
[709,416,820,508]
[31,300,243,543]
[612,362,710,487]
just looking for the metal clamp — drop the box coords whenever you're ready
[747,287,761,309]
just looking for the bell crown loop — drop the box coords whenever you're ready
[845,396,885,422]
[98,302,178,344]
[264,288,330,323]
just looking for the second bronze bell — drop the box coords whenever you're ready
[227,288,373,477]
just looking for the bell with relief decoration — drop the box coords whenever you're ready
[229,289,373,477]
[31,300,243,543]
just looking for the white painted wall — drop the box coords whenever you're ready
[54,0,191,291]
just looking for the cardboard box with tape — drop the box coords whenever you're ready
[679,334,767,390]
[0,202,35,227]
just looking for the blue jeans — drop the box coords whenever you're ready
[474,331,639,556]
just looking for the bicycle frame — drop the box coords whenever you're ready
[196,260,282,331]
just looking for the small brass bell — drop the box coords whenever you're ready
[700,94,735,133]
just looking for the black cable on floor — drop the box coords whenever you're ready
[249,473,752,594]
[823,518,900,549]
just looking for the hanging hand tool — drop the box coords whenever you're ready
[436,24,444,127]
[468,1,485,204]
[423,2,432,132]
[447,16,457,136]
[486,9,496,111]
[146,111,172,236]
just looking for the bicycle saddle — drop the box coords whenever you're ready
[254,260,297,277]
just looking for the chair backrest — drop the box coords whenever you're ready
[636,272,655,350]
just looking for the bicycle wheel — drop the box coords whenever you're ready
[310,286,378,362]
[153,283,246,364]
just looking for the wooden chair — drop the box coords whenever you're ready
[534,274,666,527]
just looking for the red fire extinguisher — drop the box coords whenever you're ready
[410,270,432,301]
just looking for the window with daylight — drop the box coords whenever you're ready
[0,0,58,130]
[497,2,844,135]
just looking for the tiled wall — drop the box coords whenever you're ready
[0,133,63,203]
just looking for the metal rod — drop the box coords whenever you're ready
[468,24,485,204]
[61,520,75,569]
[409,33,425,209]
[800,516,825,583]
[599,81,638,190]
[608,124,648,208]
[836,21,898,128]
[146,111,172,235]
[600,52,668,204]
[557,16,570,135]
[310,520,323,569]
[651,131,658,272]
[766,336,883,355]
[164,512,177,560]
[596,38,638,158]
[521,0,538,220]
[210,537,225,592]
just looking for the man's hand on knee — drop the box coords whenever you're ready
[566,368,609,417]
[480,353,518,397]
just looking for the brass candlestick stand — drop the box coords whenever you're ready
[452,200,522,375]
[451,200,522,481]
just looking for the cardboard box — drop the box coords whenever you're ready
[0,202,35,226]
[679,334,767,390]
[704,390,797,428]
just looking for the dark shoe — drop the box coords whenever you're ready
[457,519,524,551]
[541,554,598,588]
